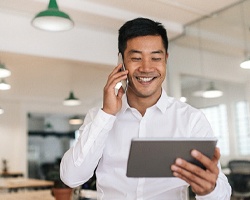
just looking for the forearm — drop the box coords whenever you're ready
[60,108,116,188]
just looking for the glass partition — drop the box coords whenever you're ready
[169,0,250,164]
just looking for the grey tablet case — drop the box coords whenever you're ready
[126,137,217,177]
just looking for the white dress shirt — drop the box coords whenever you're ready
[60,89,231,200]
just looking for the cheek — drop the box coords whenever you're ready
[157,64,166,75]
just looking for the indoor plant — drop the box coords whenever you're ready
[46,163,73,200]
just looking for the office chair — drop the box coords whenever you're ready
[228,160,250,200]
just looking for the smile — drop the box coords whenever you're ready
[136,77,155,83]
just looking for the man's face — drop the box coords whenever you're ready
[123,35,168,99]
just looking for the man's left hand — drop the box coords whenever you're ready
[171,147,220,195]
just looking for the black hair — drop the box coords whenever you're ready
[118,17,168,55]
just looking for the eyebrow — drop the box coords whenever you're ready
[128,49,164,55]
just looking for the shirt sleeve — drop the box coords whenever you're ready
[190,111,232,199]
[60,108,116,188]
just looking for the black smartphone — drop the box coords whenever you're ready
[115,53,128,92]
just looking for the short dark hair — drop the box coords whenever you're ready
[118,17,168,55]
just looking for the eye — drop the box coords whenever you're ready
[152,57,162,61]
[131,57,141,62]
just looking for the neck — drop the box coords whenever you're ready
[126,89,162,116]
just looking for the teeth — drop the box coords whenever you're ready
[137,77,154,82]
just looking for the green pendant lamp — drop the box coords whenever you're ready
[31,0,74,31]
[0,62,11,78]
[0,79,11,90]
[240,58,250,69]
[63,91,81,106]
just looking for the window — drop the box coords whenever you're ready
[201,104,230,155]
[235,101,250,155]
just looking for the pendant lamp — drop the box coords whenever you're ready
[0,63,11,78]
[240,58,250,69]
[31,0,74,32]
[0,79,11,90]
[0,107,4,115]
[69,116,83,125]
[202,82,223,98]
[63,91,81,106]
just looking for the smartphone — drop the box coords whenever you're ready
[115,53,128,92]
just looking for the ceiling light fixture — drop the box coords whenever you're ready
[240,59,250,69]
[69,116,83,125]
[0,79,11,90]
[63,91,81,106]
[0,107,4,115]
[202,82,223,98]
[31,0,74,32]
[0,63,11,78]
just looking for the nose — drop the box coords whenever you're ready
[138,58,152,72]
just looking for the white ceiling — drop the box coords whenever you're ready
[1,0,249,62]
[0,0,244,40]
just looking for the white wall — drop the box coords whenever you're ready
[0,100,27,173]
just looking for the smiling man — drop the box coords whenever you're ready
[60,18,231,200]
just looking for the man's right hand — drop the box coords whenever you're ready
[102,64,128,115]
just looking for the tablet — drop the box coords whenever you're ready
[126,137,217,177]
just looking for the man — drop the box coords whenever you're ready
[60,17,231,199]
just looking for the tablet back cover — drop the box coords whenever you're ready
[126,138,217,177]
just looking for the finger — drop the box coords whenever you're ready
[172,157,218,183]
[175,170,215,195]
[172,158,207,180]
[191,149,219,174]
[106,65,127,88]
[171,160,217,195]
[117,87,125,98]
[108,63,124,77]
[212,147,220,162]
[173,170,205,189]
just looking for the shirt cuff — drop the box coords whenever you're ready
[96,109,116,130]
[195,182,220,200]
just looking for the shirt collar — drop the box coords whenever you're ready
[120,88,172,114]
[155,88,172,113]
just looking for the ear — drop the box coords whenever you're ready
[165,53,169,60]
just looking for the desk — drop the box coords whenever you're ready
[0,189,55,200]
[0,178,54,191]
[0,172,23,178]
[0,189,97,200]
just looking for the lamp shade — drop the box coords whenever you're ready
[63,91,81,106]
[0,63,11,78]
[31,0,74,31]
[0,107,4,115]
[69,116,83,125]
[0,79,11,90]
[240,59,250,69]
[202,82,223,98]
